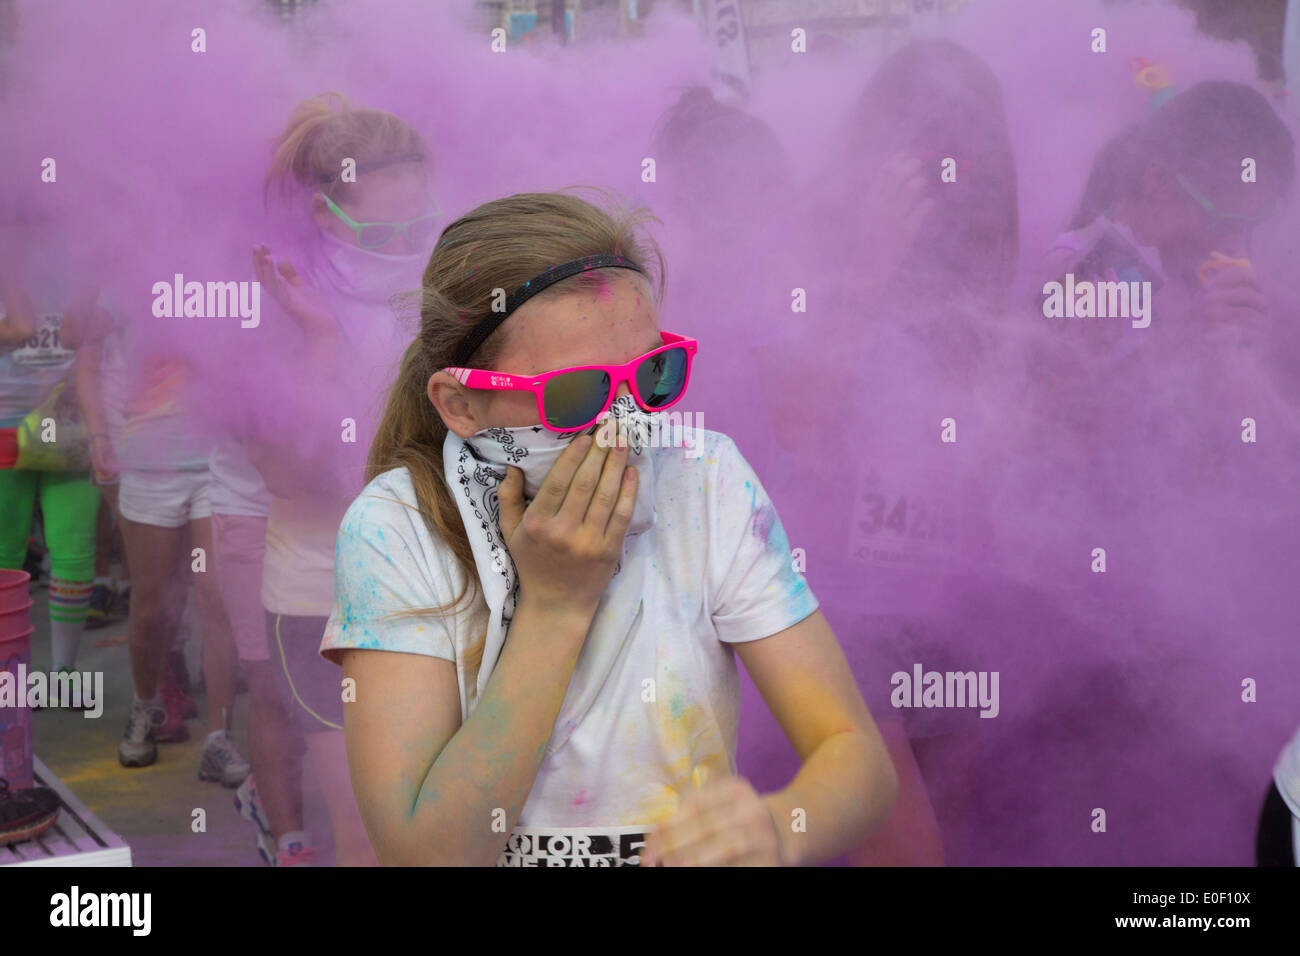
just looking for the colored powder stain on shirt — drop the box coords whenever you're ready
[619,785,679,828]
[571,789,591,809]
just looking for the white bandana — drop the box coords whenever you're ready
[444,396,658,754]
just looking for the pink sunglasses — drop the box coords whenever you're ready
[444,331,698,433]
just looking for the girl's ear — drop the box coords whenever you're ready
[428,371,480,439]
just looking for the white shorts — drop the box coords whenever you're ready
[208,443,271,518]
[118,468,212,528]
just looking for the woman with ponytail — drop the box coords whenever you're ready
[218,92,437,866]
[321,190,898,866]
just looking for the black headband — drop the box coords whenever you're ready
[451,254,645,366]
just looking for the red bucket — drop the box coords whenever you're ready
[0,568,31,614]
[0,569,34,790]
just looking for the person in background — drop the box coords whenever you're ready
[1036,81,1294,359]
[230,92,436,866]
[0,221,110,691]
[1258,723,1300,866]
[112,336,235,771]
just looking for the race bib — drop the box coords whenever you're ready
[849,468,959,572]
[496,825,648,867]
[9,313,73,368]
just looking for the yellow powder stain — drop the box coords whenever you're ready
[617,664,730,826]
[55,753,140,786]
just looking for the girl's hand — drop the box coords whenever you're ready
[640,774,786,867]
[90,434,118,484]
[0,274,37,347]
[1194,259,1269,349]
[497,417,637,619]
[252,244,336,335]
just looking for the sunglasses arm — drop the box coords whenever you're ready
[444,368,541,391]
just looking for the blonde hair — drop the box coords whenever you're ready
[265,91,429,204]
[369,189,664,695]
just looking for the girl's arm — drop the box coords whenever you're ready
[73,338,117,482]
[340,597,595,866]
[642,609,899,867]
[0,269,36,351]
[738,610,898,866]
[845,715,945,866]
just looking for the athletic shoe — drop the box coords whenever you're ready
[155,707,190,744]
[0,777,62,845]
[277,841,318,867]
[234,775,276,866]
[156,671,192,743]
[234,773,272,832]
[161,666,199,721]
[199,731,251,788]
[118,699,164,767]
[84,585,113,630]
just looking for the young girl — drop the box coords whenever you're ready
[114,347,229,762]
[0,225,106,688]
[233,92,437,866]
[321,191,898,866]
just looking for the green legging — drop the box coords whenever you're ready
[0,468,100,583]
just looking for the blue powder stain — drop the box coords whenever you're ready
[669,693,687,719]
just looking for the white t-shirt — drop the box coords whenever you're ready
[0,239,82,427]
[320,429,818,829]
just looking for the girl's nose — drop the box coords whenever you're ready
[613,381,633,402]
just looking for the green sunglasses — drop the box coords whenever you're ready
[321,193,441,249]
[1175,173,1270,225]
